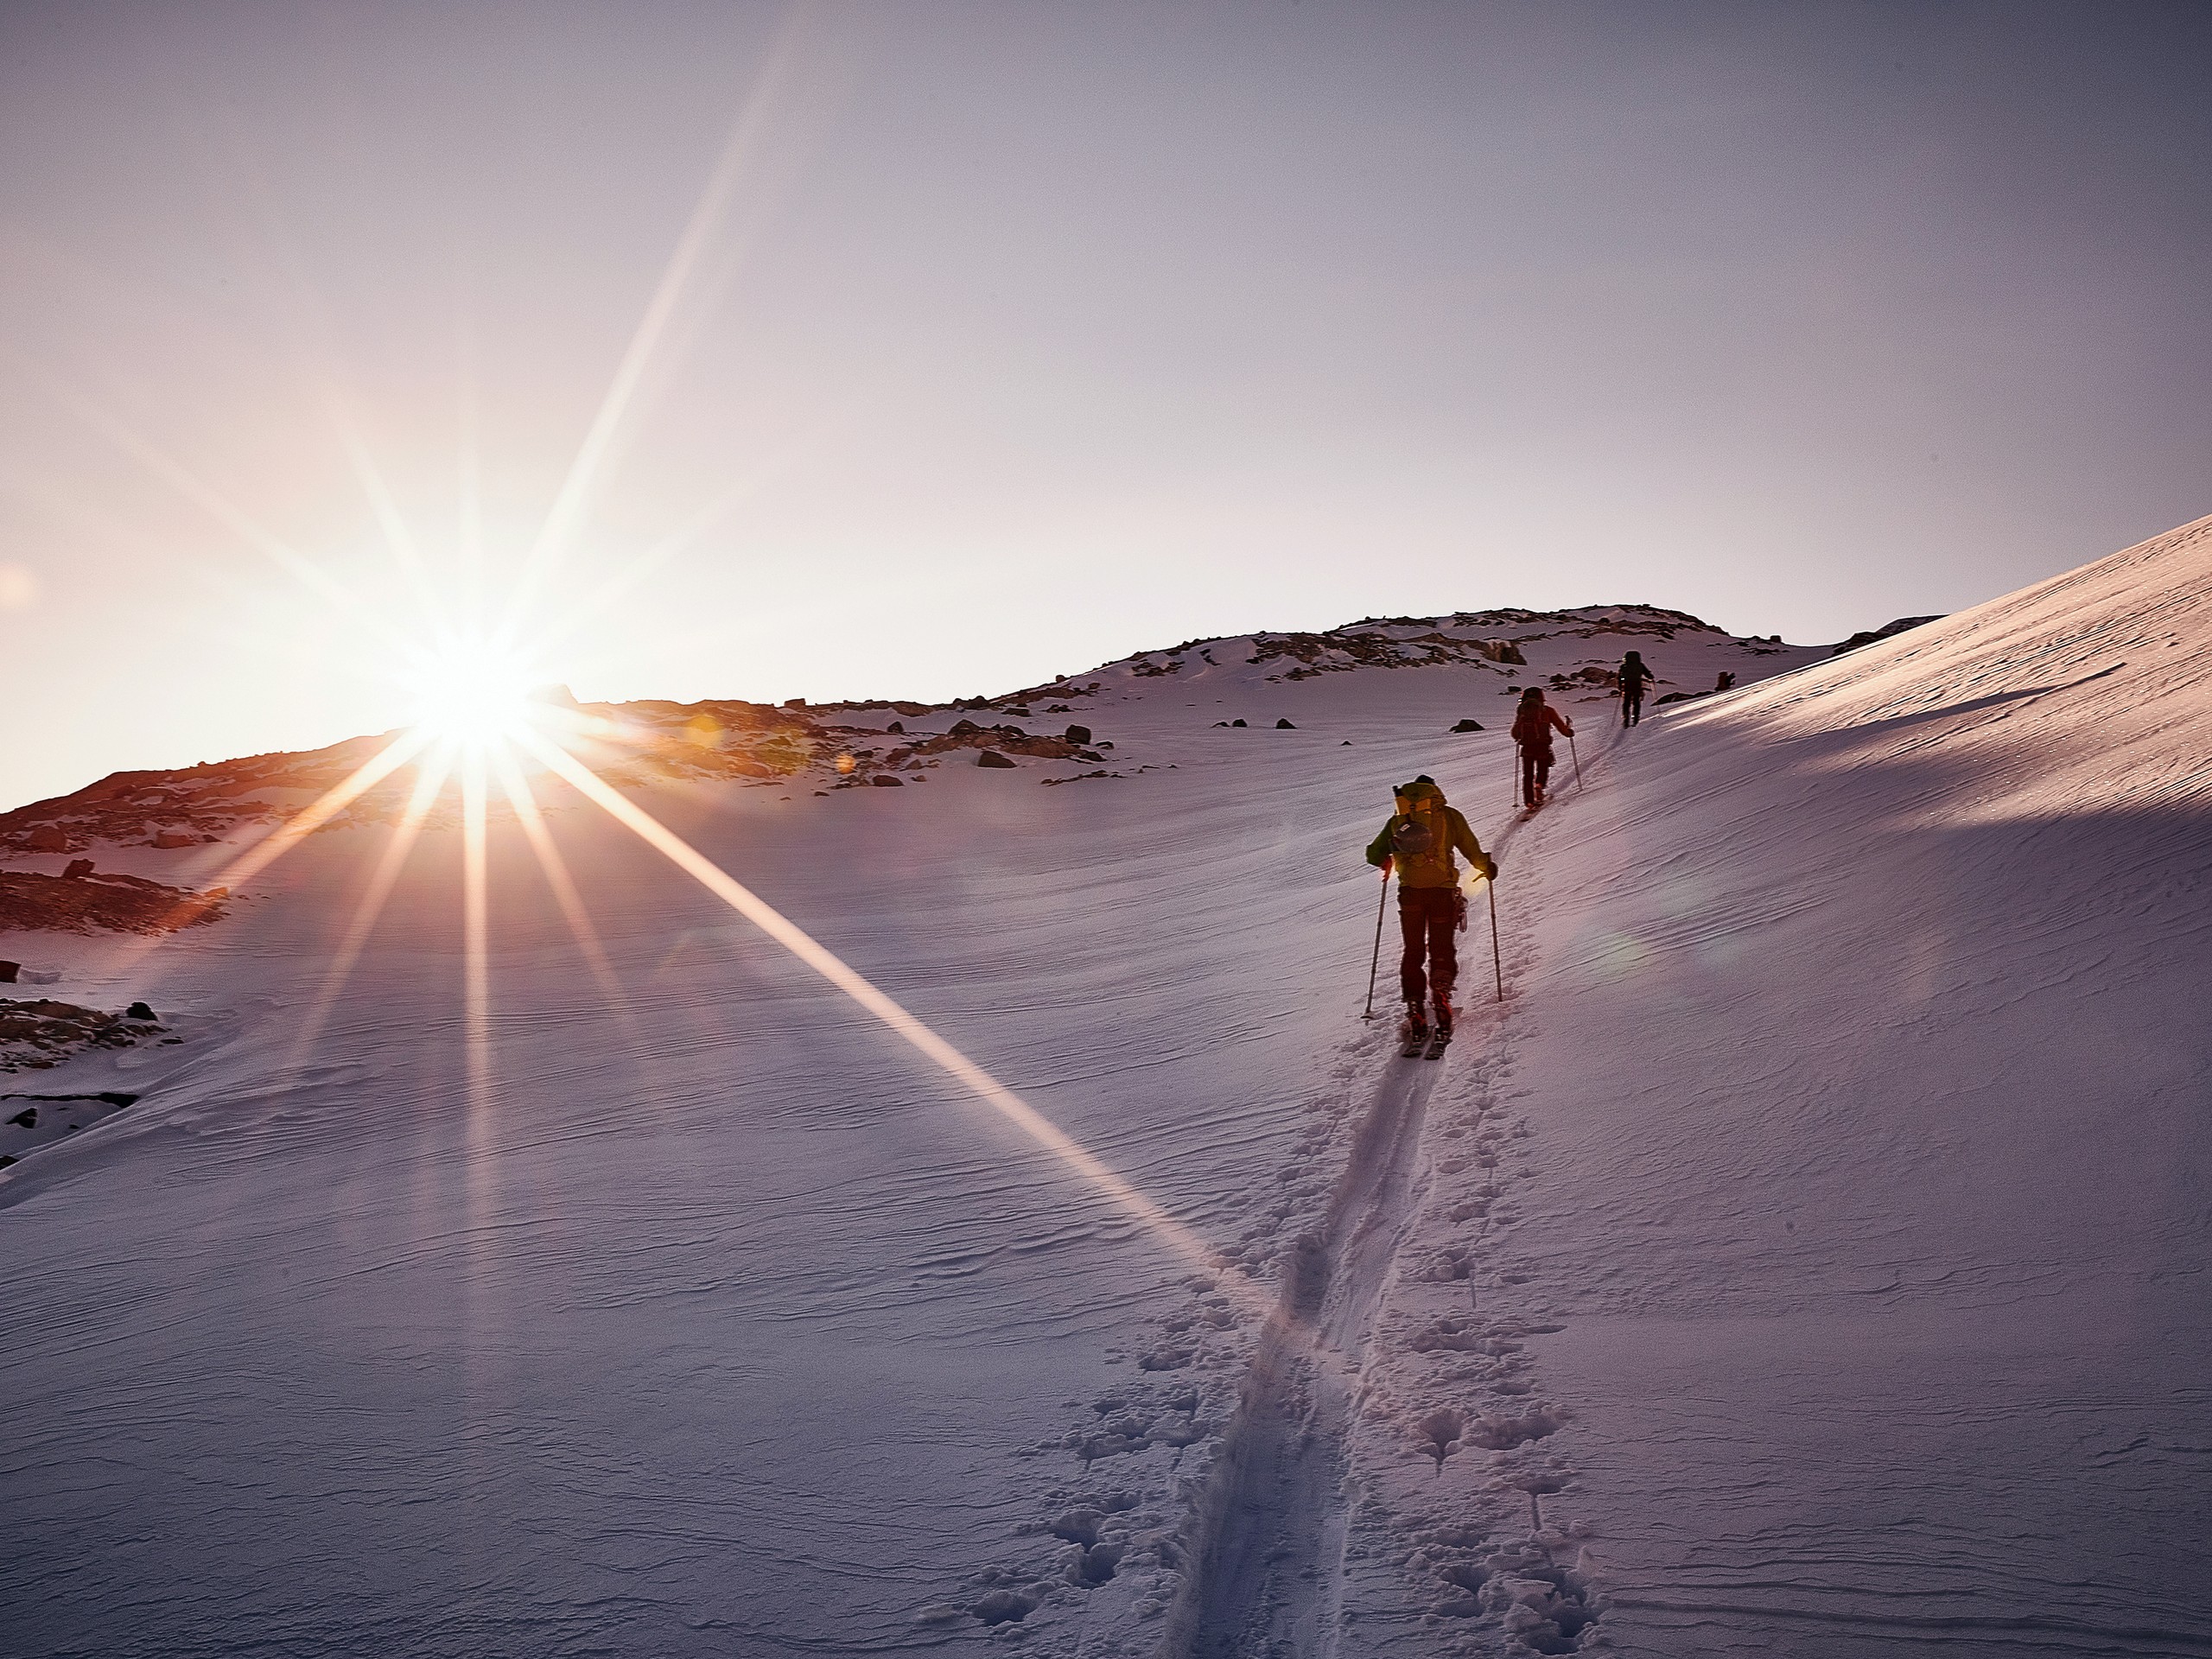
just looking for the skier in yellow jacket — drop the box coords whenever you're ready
[1364,776,1494,1045]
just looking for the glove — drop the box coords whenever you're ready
[1380,855,1394,876]
[1478,854,1498,882]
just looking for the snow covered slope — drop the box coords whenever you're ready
[1450,518,2212,1656]
[0,559,2204,1659]
[1300,517,2212,1656]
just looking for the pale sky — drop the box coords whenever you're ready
[3,0,2208,810]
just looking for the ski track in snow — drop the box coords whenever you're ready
[1159,780,1586,1659]
[5,556,2212,1658]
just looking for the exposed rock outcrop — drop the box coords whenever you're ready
[1,997,168,1071]
[1834,614,1944,655]
[0,869,227,936]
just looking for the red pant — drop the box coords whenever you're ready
[1398,887,1463,1009]
[1522,752,1557,809]
[1520,743,1554,804]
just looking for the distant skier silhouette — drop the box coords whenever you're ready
[1511,689,1573,808]
[1365,776,1494,1048]
[1618,651,1654,727]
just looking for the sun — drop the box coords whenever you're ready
[404,632,543,750]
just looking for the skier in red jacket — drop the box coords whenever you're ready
[1510,688,1573,809]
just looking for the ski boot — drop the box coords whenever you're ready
[1427,998,1454,1058]
[1400,1006,1430,1059]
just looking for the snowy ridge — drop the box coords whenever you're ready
[3,537,2208,1658]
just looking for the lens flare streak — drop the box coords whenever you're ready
[226,728,436,889]
[278,752,454,1077]
[461,751,493,1141]
[505,17,809,626]
[488,747,631,1020]
[53,382,404,647]
[514,727,1251,1299]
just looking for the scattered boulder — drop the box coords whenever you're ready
[1452,719,1484,733]
[0,962,16,984]
[1714,671,1736,691]
[62,859,95,880]
[149,831,197,849]
[906,727,1090,763]
[948,718,982,736]
[7,1106,34,1129]
[1231,718,1248,728]
[1275,718,1295,728]
[125,1001,156,1021]
[1064,724,1092,744]
[976,750,1017,769]
[24,826,70,853]
[885,720,905,734]
[869,774,905,787]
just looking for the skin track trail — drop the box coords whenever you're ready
[1161,1052,1441,1658]
[1160,755,1579,1659]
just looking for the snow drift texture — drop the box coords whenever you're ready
[1,529,2207,1658]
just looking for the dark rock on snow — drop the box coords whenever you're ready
[976,751,1017,769]
[1834,615,1943,655]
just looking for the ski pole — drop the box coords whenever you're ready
[1568,729,1584,791]
[1486,878,1503,1002]
[1361,867,1390,1019]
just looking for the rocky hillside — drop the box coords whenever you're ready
[0,601,1826,884]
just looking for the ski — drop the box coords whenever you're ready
[1400,1025,1430,1059]
[1424,1028,1453,1060]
